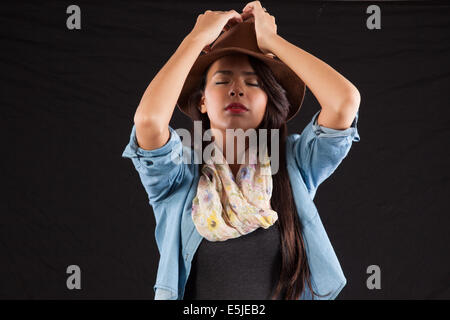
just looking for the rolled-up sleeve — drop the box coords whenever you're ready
[292,109,360,194]
[121,124,185,205]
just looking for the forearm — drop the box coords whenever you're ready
[267,34,360,112]
[134,33,205,129]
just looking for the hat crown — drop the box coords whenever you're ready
[177,16,306,122]
[210,18,262,54]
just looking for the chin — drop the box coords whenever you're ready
[229,125,256,133]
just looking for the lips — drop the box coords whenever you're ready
[225,103,248,111]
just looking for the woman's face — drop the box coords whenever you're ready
[200,54,268,133]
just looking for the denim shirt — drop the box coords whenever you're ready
[122,109,360,300]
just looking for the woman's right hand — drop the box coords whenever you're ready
[189,10,244,49]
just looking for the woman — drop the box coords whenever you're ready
[122,1,360,300]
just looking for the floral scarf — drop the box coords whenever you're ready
[191,143,278,242]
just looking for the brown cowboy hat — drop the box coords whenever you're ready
[176,16,306,122]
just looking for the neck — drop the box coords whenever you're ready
[210,128,250,166]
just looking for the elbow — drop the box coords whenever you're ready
[133,108,151,125]
[134,113,165,135]
[134,113,148,126]
[350,89,361,108]
[339,89,361,112]
[134,108,157,126]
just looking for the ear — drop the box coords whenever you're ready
[198,95,207,114]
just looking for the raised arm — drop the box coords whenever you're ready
[133,10,244,151]
[133,34,204,150]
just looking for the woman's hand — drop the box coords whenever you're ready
[189,10,244,50]
[241,1,278,55]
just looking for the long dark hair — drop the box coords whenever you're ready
[185,53,324,300]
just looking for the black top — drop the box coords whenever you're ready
[183,220,282,300]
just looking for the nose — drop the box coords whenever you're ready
[229,86,244,97]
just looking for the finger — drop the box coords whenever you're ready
[242,6,262,19]
[240,10,253,20]
[221,11,242,31]
[223,19,239,31]
[222,23,233,32]
[243,1,263,12]
[227,9,244,22]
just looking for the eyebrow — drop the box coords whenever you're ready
[212,70,257,77]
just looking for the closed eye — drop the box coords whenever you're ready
[215,81,259,87]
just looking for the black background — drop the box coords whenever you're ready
[1,0,449,299]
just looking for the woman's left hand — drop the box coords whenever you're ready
[240,1,278,55]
